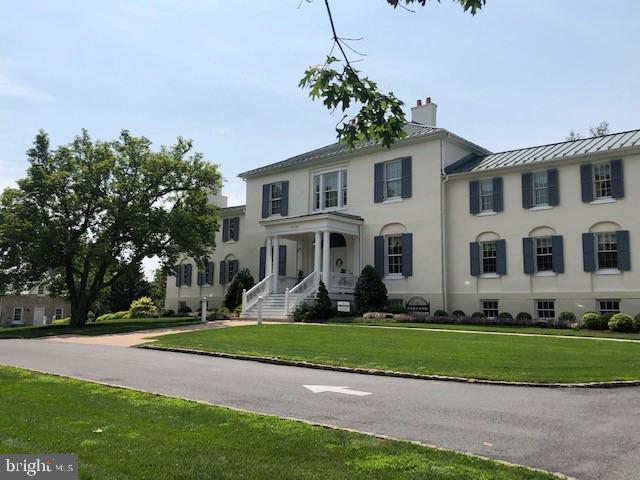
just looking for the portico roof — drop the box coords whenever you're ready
[259,212,363,238]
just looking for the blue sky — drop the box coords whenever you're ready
[2,0,639,207]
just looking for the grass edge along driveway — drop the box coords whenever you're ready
[151,324,640,383]
[0,366,558,480]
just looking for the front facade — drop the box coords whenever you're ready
[165,99,640,320]
[0,285,70,327]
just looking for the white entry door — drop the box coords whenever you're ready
[33,307,45,326]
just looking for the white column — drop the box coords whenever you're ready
[314,231,322,274]
[265,236,273,276]
[272,236,280,291]
[322,230,330,288]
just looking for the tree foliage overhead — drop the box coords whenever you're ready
[567,121,610,141]
[0,130,222,326]
[300,0,486,149]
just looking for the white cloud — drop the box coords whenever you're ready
[0,73,52,101]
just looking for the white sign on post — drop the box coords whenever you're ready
[337,301,351,313]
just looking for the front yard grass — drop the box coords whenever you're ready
[150,324,640,383]
[0,366,554,480]
[0,317,199,339]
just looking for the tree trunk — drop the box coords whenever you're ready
[69,300,89,327]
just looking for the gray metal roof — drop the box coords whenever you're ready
[238,123,442,178]
[446,129,640,175]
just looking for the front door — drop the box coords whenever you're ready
[33,306,45,326]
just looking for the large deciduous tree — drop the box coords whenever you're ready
[0,130,222,326]
[300,0,486,149]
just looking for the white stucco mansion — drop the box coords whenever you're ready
[165,99,640,320]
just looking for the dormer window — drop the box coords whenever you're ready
[313,169,347,211]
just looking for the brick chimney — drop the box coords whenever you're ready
[410,97,437,126]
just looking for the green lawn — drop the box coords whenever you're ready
[0,367,553,480]
[150,324,640,383]
[330,318,640,340]
[0,317,199,339]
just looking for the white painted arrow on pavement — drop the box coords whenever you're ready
[303,385,371,396]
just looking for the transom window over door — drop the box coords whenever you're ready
[270,183,282,215]
[479,180,494,212]
[596,232,617,269]
[593,163,612,199]
[384,160,402,200]
[532,172,549,206]
[385,235,403,275]
[313,169,347,211]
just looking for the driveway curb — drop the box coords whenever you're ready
[139,344,640,389]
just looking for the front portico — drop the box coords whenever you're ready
[241,212,363,319]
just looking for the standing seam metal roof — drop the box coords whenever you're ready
[445,129,640,174]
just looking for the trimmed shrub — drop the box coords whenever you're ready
[516,312,532,321]
[178,303,192,314]
[471,311,486,319]
[558,312,577,322]
[129,296,158,318]
[363,312,386,319]
[635,313,640,331]
[498,312,513,321]
[161,309,175,317]
[393,313,416,322]
[608,313,635,332]
[433,310,448,318]
[314,280,335,321]
[233,305,243,318]
[354,265,388,313]
[581,312,608,330]
[451,310,466,318]
[384,303,406,314]
[224,268,255,311]
[96,310,131,322]
[293,302,313,322]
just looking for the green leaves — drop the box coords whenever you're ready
[300,57,407,149]
[386,0,486,15]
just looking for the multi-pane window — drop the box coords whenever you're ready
[54,308,63,320]
[482,300,499,318]
[313,170,347,211]
[227,260,238,282]
[228,219,237,241]
[532,172,549,206]
[596,232,618,270]
[535,237,553,272]
[481,241,497,274]
[182,265,191,286]
[37,285,45,295]
[593,163,612,199]
[536,300,555,319]
[12,308,23,323]
[385,235,403,275]
[384,160,402,200]
[270,183,283,215]
[479,180,494,212]
[598,300,620,315]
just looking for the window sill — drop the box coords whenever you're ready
[313,206,348,214]
[590,198,616,205]
[480,273,500,279]
[529,205,552,212]
[476,211,497,217]
[384,274,405,280]
[594,269,622,276]
[534,271,557,277]
[382,197,403,205]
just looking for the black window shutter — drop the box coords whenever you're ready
[174,265,182,287]
[496,239,507,275]
[280,181,289,216]
[548,169,560,206]
[197,268,203,286]
[469,242,480,276]
[233,217,240,241]
[232,260,240,279]
[374,163,384,203]
[582,233,596,272]
[184,264,192,286]
[521,173,533,209]
[552,235,565,273]
[278,245,287,276]
[207,262,215,285]
[219,261,227,284]
[469,181,480,214]
[259,246,266,280]
[493,177,504,212]
[222,218,229,242]
[522,237,534,274]
[580,165,594,202]
[401,157,412,199]
[401,233,413,277]
[617,230,631,271]
[374,236,385,277]
[610,159,624,199]
[261,184,270,218]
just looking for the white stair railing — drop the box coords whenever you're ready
[242,273,274,316]
[285,271,319,315]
